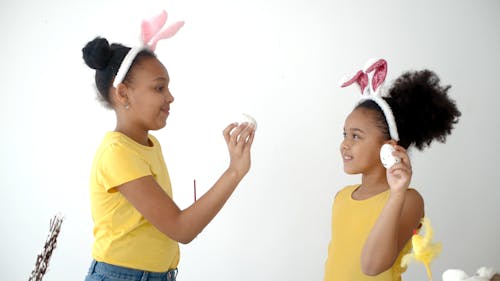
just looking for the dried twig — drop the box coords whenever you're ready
[28,214,64,281]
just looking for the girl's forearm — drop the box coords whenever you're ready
[361,190,406,275]
[175,168,244,244]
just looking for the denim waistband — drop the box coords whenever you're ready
[88,260,178,281]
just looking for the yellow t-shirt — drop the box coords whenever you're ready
[89,132,180,272]
[324,185,412,281]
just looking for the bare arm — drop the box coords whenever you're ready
[117,122,255,244]
[361,145,424,275]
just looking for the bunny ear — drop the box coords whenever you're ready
[147,21,185,51]
[365,59,387,93]
[340,70,369,95]
[141,10,168,44]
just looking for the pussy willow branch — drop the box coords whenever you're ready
[28,214,64,281]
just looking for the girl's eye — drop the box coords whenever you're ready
[343,132,361,140]
[155,86,165,92]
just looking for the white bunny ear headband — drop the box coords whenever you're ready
[339,58,400,141]
[113,9,184,88]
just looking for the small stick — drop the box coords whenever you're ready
[194,179,197,202]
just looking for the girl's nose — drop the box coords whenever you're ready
[166,90,174,103]
[340,141,348,151]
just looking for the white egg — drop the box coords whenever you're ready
[241,113,257,130]
[380,143,400,169]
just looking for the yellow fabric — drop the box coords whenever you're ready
[324,185,412,281]
[89,132,180,272]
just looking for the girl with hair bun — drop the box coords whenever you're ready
[82,11,255,281]
[324,59,461,281]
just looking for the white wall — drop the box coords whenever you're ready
[1,0,499,280]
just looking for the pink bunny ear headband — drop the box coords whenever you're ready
[113,10,184,88]
[339,58,399,141]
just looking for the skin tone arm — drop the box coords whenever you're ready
[117,122,255,244]
[361,145,424,275]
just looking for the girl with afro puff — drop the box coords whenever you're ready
[324,61,461,281]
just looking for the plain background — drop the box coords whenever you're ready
[1,0,499,280]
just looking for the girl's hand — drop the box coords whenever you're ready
[386,145,412,193]
[223,122,255,179]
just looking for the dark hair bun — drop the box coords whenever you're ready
[387,70,461,150]
[82,37,112,70]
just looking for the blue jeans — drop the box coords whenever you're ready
[84,260,178,281]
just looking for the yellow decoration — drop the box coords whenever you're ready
[401,217,442,281]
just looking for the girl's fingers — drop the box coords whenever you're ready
[388,146,412,175]
[388,159,412,185]
[226,122,250,147]
[236,124,255,147]
[392,145,412,168]
[223,123,238,144]
[223,122,256,153]
[226,123,244,146]
[390,158,412,173]
[389,165,411,176]
[244,127,255,149]
[387,145,412,191]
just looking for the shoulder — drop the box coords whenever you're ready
[148,133,159,143]
[405,188,424,209]
[98,132,132,152]
[334,184,359,200]
[95,134,145,166]
[148,134,161,147]
[400,188,425,226]
[99,136,132,156]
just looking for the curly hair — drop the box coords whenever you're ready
[356,70,461,150]
[82,37,156,108]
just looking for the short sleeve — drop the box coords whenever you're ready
[96,142,151,192]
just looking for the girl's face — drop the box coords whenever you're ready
[340,108,387,175]
[126,57,174,131]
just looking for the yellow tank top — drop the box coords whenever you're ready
[324,185,412,281]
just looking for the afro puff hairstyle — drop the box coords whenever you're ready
[356,70,461,150]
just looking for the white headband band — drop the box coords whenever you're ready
[113,46,146,88]
[362,95,399,141]
[340,58,400,141]
[112,9,184,88]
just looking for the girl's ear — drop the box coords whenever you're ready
[385,139,398,146]
[112,83,130,107]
